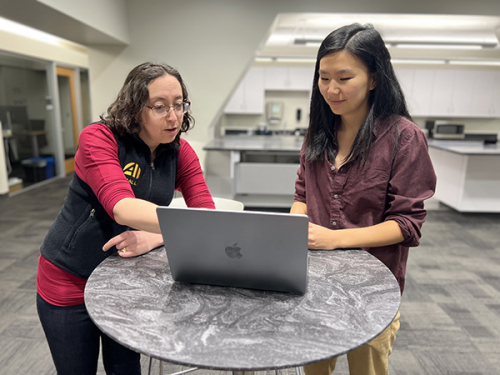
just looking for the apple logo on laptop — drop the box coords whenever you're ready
[225,243,243,259]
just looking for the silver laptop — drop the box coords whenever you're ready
[156,207,309,294]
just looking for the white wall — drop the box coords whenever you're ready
[88,0,283,141]
[38,0,129,44]
[86,0,500,143]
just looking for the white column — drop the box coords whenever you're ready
[0,127,9,195]
[46,62,66,177]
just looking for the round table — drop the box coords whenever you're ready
[85,248,400,371]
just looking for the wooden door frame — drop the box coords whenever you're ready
[56,66,79,174]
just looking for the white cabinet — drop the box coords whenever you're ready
[264,67,314,91]
[469,70,500,117]
[226,66,500,118]
[492,72,500,116]
[224,66,314,115]
[235,163,298,195]
[429,69,456,116]
[396,69,435,116]
[224,67,264,114]
[429,146,500,212]
[451,70,475,117]
[395,68,500,118]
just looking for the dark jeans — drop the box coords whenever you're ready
[37,294,141,375]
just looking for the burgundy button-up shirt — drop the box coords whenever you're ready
[294,116,436,294]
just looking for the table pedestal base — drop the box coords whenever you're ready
[150,360,302,375]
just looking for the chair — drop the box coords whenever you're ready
[169,196,244,211]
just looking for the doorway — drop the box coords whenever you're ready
[0,53,55,191]
[56,66,79,175]
[0,52,90,194]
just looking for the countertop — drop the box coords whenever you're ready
[85,248,400,371]
[204,135,304,152]
[204,136,500,155]
[427,139,500,155]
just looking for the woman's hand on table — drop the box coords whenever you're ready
[307,220,405,250]
[308,223,338,250]
[103,231,164,257]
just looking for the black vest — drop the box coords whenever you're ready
[40,128,178,278]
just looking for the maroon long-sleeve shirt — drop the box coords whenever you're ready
[294,116,436,294]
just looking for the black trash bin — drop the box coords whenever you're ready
[21,158,48,183]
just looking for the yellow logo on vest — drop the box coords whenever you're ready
[123,162,141,186]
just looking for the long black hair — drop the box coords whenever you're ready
[305,23,410,165]
[100,62,194,145]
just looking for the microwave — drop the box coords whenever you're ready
[425,121,465,139]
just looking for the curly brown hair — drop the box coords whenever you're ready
[100,62,194,144]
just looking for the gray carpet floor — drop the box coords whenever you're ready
[0,175,499,375]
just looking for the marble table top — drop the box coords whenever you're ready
[85,248,400,371]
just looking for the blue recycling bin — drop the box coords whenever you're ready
[21,156,55,182]
[39,156,55,178]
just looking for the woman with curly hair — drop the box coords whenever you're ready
[36,62,214,374]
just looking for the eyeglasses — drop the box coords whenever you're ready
[146,102,191,117]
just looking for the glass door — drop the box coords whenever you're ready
[0,55,89,193]
[0,52,56,190]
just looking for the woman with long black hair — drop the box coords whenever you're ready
[291,24,436,375]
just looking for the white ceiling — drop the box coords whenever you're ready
[0,0,126,45]
[258,13,500,62]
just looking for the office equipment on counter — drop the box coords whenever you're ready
[157,206,309,294]
[256,122,272,135]
[294,127,307,136]
[425,120,465,139]
[223,128,251,136]
[464,133,498,145]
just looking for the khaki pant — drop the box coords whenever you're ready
[304,311,400,375]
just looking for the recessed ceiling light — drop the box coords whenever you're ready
[395,43,485,50]
[254,57,274,62]
[448,60,500,66]
[304,41,322,47]
[391,59,447,64]
[275,57,316,63]
[0,16,59,45]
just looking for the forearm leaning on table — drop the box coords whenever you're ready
[315,220,404,250]
[103,198,164,256]
[291,202,404,250]
[113,197,161,234]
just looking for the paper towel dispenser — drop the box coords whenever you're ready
[266,102,283,125]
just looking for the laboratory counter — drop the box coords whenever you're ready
[203,136,303,208]
[427,139,500,155]
[203,136,500,212]
[427,139,500,212]
[204,135,304,153]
